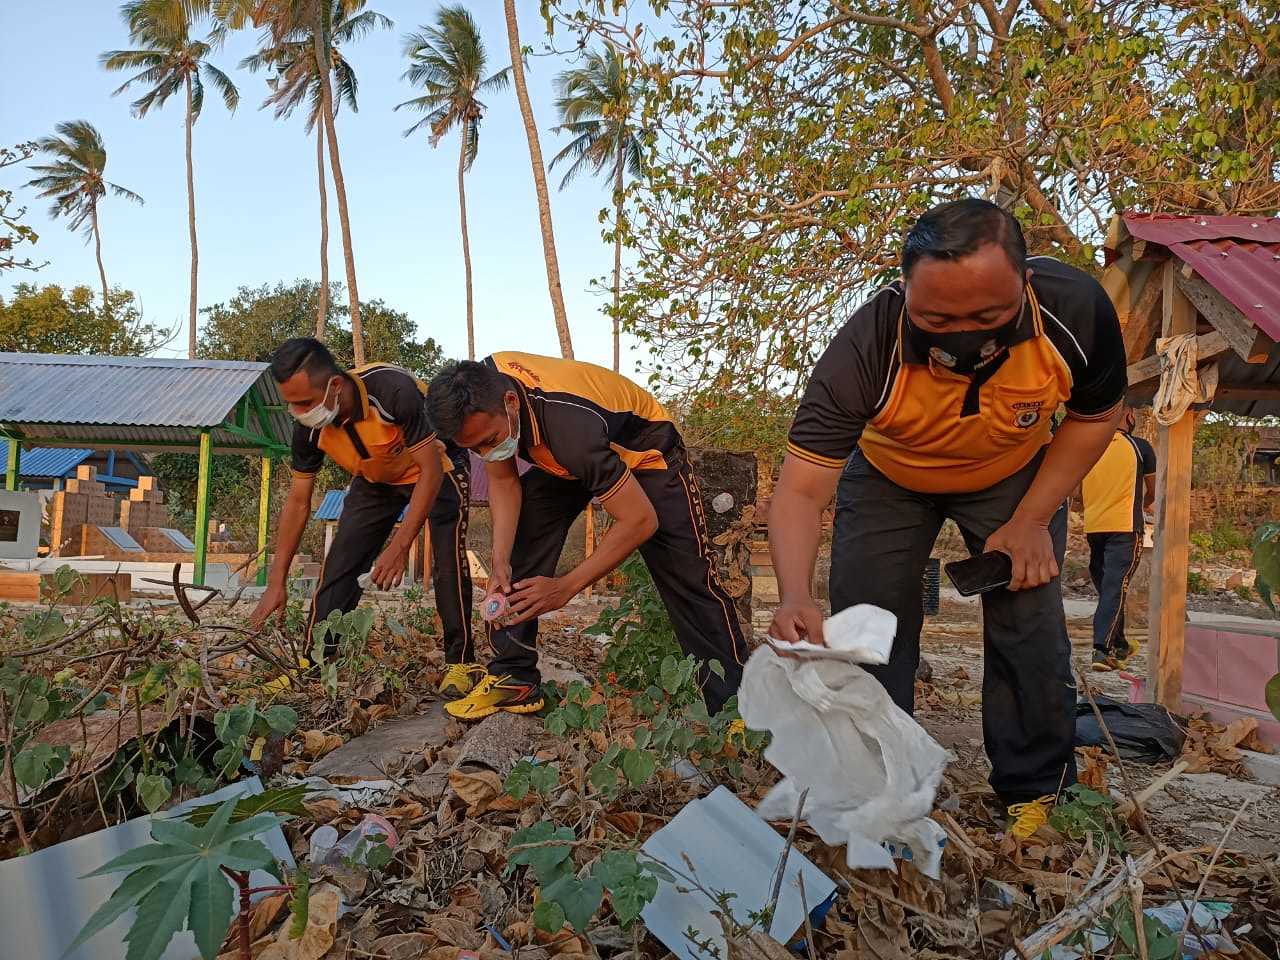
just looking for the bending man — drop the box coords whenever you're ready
[768,200,1126,839]
[249,338,481,698]
[426,353,746,720]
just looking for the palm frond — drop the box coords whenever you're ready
[108,181,146,204]
[201,60,240,111]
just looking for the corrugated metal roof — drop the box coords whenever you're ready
[1119,214,1280,341]
[313,488,408,523]
[0,353,291,454]
[0,438,92,478]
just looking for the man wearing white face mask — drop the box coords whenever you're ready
[250,338,483,698]
[425,353,746,720]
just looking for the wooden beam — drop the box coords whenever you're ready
[1213,385,1280,400]
[1122,272,1165,364]
[1175,271,1272,363]
[1148,263,1197,710]
[1126,330,1230,385]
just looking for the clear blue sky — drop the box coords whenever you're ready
[0,2,637,370]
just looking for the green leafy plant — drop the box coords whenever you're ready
[66,794,295,960]
[506,821,670,933]
[1049,784,1128,852]
[586,554,682,691]
[505,758,561,799]
[212,700,299,780]
[1249,523,1280,721]
[310,608,376,699]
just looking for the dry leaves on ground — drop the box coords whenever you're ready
[301,729,344,760]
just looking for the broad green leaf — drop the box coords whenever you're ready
[221,838,281,877]
[188,856,234,960]
[542,872,604,933]
[530,762,559,794]
[124,872,194,960]
[588,760,619,794]
[532,899,566,933]
[621,748,657,787]
[85,841,198,877]
[1266,672,1280,724]
[608,870,658,925]
[182,785,308,826]
[215,703,256,744]
[61,860,194,957]
[14,743,64,789]
[262,704,298,734]
[507,822,575,881]
[136,773,172,814]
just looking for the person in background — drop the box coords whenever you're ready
[1081,404,1156,671]
[767,199,1126,840]
[249,338,481,698]
[426,353,746,721]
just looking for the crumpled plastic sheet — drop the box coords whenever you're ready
[1047,900,1236,959]
[741,604,951,878]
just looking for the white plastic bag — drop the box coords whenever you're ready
[741,605,951,877]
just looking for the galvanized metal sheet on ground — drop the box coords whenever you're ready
[0,777,294,960]
[640,786,836,960]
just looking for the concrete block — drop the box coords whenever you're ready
[1182,624,1219,700]
[1216,630,1280,712]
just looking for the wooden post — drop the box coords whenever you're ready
[323,522,335,557]
[256,456,272,587]
[1147,262,1197,709]
[4,439,19,491]
[406,533,418,587]
[193,430,212,587]
[422,524,432,585]
[584,503,595,598]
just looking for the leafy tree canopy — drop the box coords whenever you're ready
[199,279,443,377]
[548,0,1280,398]
[0,282,168,355]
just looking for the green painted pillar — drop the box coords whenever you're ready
[193,430,212,587]
[4,439,19,491]
[257,455,272,586]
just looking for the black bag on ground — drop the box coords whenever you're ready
[1074,695,1186,762]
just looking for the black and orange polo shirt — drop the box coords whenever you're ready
[291,363,449,486]
[1082,431,1156,534]
[484,352,680,503]
[787,257,1126,494]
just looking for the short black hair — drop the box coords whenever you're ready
[902,198,1027,279]
[426,360,510,440]
[269,337,341,386]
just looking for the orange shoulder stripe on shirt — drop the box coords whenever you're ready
[786,441,846,469]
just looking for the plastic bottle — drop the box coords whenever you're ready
[308,824,339,864]
[328,813,398,865]
[481,592,508,622]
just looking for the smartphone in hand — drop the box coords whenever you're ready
[944,551,1013,597]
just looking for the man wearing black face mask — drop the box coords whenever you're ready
[767,199,1126,840]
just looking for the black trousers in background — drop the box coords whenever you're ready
[830,448,1075,805]
[488,450,747,714]
[1087,531,1141,656]
[308,451,473,662]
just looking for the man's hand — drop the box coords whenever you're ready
[249,583,288,631]
[489,557,513,596]
[768,596,827,647]
[506,575,575,624]
[370,541,409,590]
[984,514,1058,591]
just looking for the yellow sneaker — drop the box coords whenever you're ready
[1007,795,1056,841]
[444,673,544,721]
[438,662,485,699]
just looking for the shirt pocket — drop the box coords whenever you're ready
[983,380,1056,448]
[359,432,414,483]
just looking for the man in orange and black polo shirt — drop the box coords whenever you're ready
[249,338,481,698]
[1081,405,1156,671]
[768,199,1126,839]
[425,352,746,720]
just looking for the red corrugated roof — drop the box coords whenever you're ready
[1119,213,1280,341]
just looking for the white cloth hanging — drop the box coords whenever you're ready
[1153,333,1217,426]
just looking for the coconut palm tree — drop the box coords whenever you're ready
[397,5,509,361]
[216,0,385,365]
[551,48,641,373]
[25,121,143,313]
[502,0,573,359]
[102,0,239,359]
[241,1,389,339]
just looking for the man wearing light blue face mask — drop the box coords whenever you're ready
[250,338,483,699]
[426,353,747,721]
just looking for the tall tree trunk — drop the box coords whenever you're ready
[611,143,625,373]
[458,127,475,360]
[185,72,199,359]
[502,0,573,359]
[312,16,362,364]
[92,204,109,317]
[316,120,329,340]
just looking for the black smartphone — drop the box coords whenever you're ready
[944,551,1013,597]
